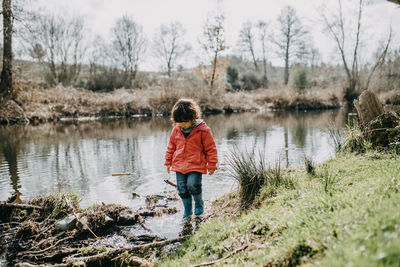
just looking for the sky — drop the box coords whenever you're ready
[31,0,400,71]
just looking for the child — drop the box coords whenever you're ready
[165,98,218,218]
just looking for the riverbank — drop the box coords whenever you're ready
[0,85,342,124]
[157,151,400,266]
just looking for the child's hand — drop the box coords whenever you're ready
[166,165,171,173]
[208,169,215,175]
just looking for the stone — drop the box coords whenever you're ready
[55,215,77,231]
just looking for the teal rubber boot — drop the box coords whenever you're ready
[193,194,204,216]
[181,198,193,219]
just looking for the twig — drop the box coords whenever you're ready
[164,179,177,187]
[65,197,98,239]
[190,244,248,267]
[112,173,132,176]
[65,236,188,264]
[137,215,151,232]
[19,236,74,257]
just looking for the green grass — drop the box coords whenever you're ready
[156,152,400,266]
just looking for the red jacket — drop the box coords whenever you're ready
[164,121,218,174]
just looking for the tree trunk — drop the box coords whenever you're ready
[353,90,384,126]
[283,51,289,85]
[0,0,13,96]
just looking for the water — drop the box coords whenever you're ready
[0,109,346,238]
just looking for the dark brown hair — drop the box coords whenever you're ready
[171,98,202,123]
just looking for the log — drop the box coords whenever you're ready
[353,90,384,126]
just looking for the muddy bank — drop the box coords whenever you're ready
[0,192,188,266]
[0,86,342,124]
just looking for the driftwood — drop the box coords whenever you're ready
[164,179,177,187]
[0,202,43,210]
[190,244,248,267]
[65,235,188,264]
[353,90,384,126]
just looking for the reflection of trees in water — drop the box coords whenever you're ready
[0,126,22,198]
[2,143,21,196]
[293,116,307,148]
[0,109,347,201]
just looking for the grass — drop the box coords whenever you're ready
[156,151,400,266]
[0,82,343,124]
[227,149,295,209]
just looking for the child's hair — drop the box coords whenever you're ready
[171,98,202,123]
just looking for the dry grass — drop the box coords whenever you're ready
[0,83,343,124]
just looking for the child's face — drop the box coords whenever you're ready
[177,121,192,129]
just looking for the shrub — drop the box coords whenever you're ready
[240,73,261,91]
[226,66,240,91]
[292,68,308,91]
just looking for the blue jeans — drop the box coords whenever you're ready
[176,172,202,199]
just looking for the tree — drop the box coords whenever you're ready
[271,6,308,86]
[112,15,146,84]
[0,0,13,96]
[238,21,258,71]
[256,20,269,87]
[153,21,190,78]
[321,0,392,102]
[200,13,226,89]
[24,13,86,86]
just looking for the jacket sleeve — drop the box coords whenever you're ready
[165,128,176,166]
[202,128,218,169]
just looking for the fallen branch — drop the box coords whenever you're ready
[190,244,248,267]
[0,202,43,210]
[65,236,188,264]
[164,179,177,187]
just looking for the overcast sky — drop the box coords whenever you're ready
[32,0,400,71]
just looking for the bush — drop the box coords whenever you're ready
[240,73,261,91]
[86,68,125,92]
[226,66,240,91]
[292,68,308,91]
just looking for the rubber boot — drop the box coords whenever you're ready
[193,194,204,216]
[181,198,193,219]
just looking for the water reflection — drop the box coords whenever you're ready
[0,110,346,211]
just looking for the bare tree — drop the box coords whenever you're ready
[153,21,190,78]
[271,6,308,85]
[24,13,86,86]
[321,0,392,102]
[256,20,269,87]
[365,28,392,90]
[238,21,258,71]
[112,15,146,83]
[0,0,13,96]
[200,13,226,89]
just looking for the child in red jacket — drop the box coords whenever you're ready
[165,98,218,218]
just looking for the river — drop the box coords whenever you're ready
[0,109,346,238]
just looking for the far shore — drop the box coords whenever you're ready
[0,86,345,124]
